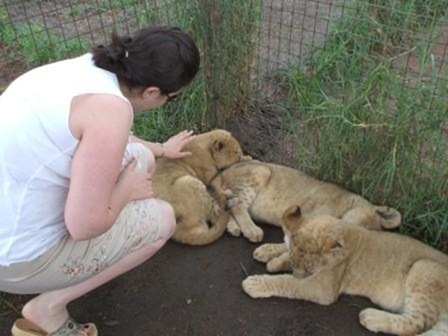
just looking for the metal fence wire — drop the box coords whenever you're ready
[1,1,447,105]
[1,2,447,91]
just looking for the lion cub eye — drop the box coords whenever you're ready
[331,244,343,252]
[323,238,344,251]
[333,241,343,249]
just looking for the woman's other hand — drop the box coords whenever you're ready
[117,158,154,201]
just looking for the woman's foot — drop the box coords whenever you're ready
[21,293,69,333]
[12,317,97,336]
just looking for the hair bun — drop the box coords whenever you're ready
[107,33,132,62]
[92,26,200,91]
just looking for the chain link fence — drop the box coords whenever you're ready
[1,1,447,111]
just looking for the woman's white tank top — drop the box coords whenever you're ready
[0,54,130,266]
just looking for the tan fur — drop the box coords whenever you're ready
[213,160,401,242]
[152,129,244,245]
[243,206,448,335]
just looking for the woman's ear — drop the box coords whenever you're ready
[141,86,162,100]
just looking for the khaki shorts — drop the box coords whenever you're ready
[0,143,164,294]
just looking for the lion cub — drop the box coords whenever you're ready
[243,206,448,336]
[152,129,245,245]
[213,160,401,242]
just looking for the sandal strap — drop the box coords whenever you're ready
[49,317,91,336]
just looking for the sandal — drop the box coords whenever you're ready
[11,319,44,336]
[11,317,98,336]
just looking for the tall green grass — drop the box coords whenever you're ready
[0,11,90,66]
[285,0,448,248]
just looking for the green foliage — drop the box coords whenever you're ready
[361,1,441,48]
[0,6,13,42]
[285,0,448,249]
[133,76,209,140]
[1,21,89,66]
[194,0,261,127]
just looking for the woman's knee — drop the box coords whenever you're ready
[156,199,176,240]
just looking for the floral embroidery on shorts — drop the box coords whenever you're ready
[122,200,160,255]
[59,199,161,282]
[60,256,86,278]
[60,231,112,281]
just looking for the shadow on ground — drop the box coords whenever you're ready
[1,225,391,336]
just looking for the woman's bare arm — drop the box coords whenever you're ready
[65,94,152,240]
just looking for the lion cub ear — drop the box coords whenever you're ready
[213,140,225,152]
[282,205,304,232]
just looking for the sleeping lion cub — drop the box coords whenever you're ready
[152,129,245,245]
[243,206,448,336]
[213,159,401,242]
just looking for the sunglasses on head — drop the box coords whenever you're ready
[165,92,181,102]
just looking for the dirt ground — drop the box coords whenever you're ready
[1,225,392,336]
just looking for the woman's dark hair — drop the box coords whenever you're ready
[92,26,200,94]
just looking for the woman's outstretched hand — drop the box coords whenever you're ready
[161,130,196,159]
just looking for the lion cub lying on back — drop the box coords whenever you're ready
[213,160,401,242]
[243,206,448,336]
[152,129,245,245]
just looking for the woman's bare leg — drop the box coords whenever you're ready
[21,200,175,334]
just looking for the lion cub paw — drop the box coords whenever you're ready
[375,206,402,229]
[226,217,241,237]
[253,243,286,263]
[266,253,291,273]
[242,225,264,243]
[359,308,392,334]
[242,275,272,298]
